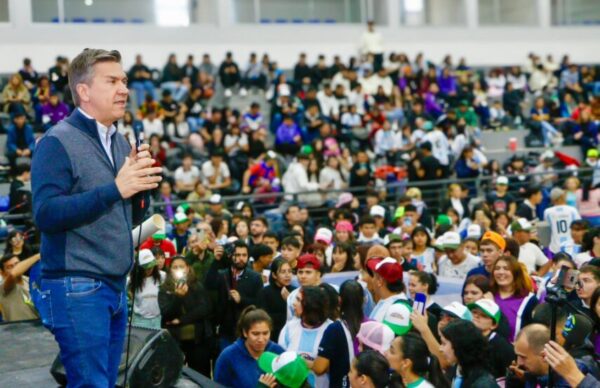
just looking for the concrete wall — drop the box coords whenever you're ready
[1,0,599,73]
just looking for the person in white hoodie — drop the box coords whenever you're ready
[282,153,320,201]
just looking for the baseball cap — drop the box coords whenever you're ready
[152,230,166,240]
[436,214,452,226]
[467,299,501,324]
[258,351,309,388]
[422,121,433,131]
[562,314,594,350]
[335,192,354,208]
[356,321,395,355]
[481,231,506,251]
[366,257,403,283]
[314,228,333,245]
[587,149,599,158]
[496,176,509,186]
[441,302,472,321]
[370,205,386,218]
[176,203,190,214]
[393,207,405,221]
[297,254,321,271]
[383,301,413,336]
[442,232,462,250]
[467,224,482,239]
[335,220,354,233]
[173,212,189,225]
[209,194,222,205]
[510,218,533,233]
[384,233,403,246]
[138,249,157,269]
[550,187,566,202]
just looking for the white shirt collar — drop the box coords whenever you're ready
[78,107,117,141]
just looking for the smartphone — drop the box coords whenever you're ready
[562,268,579,289]
[413,292,427,314]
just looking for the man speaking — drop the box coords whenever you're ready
[31,49,162,387]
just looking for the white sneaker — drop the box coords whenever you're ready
[224,88,232,98]
[239,88,248,97]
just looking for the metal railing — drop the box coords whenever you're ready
[148,166,593,224]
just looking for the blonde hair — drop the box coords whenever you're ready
[406,187,422,200]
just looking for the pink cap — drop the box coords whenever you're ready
[335,220,354,233]
[356,321,395,355]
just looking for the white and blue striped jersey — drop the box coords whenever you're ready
[544,205,580,253]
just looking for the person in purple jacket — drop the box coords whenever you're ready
[40,91,70,131]
[275,114,302,156]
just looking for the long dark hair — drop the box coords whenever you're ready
[411,271,439,295]
[353,350,391,388]
[590,286,600,328]
[161,256,197,291]
[399,333,449,388]
[319,283,340,321]
[441,320,491,386]
[339,280,364,337]
[301,286,329,327]
[130,260,161,294]
[268,258,290,288]
[331,242,356,272]
[411,226,432,249]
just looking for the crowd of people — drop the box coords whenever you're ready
[2,21,600,387]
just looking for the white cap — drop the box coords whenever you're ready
[442,231,462,250]
[370,205,386,218]
[138,249,156,269]
[442,302,472,321]
[496,176,509,185]
[467,224,482,239]
[209,194,222,204]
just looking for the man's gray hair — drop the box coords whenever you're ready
[68,48,122,106]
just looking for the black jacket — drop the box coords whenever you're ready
[205,260,263,340]
[488,331,516,379]
[158,280,212,344]
[257,284,296,341]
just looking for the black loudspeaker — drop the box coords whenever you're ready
[50,327,184,388]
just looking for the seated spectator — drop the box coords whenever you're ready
[128,54,158,107]
[219,52,241,98]
[0,253,40,322]
[2,73,31,114]
[241,102,266,132]
[529,96,562,147]
[160,53,187,102]
[6,109,35,171]
[202,149,232,193]
[142,107,165,139]
[174,154,201,199]
[40,91,69,131]
[117,110,143,144]
[275,115,302,156]
[240,52,267,96]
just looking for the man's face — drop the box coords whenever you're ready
[576,272,600,301]
[444,246,465,264]
[232,247,249,270]
[514,230,530,245]
[571,227,587,244]
[479,243,501,269]
[388,242,403,260]
[286,206,301,224]
[496,183,508,194]
[405,211,419,225]
[297,267,320,287]
[250,220,266,238]
[360,223,376,238]
[14,116,26,128]
[78,61,128,125]
[1,257,19,275]
[182,157,192,169]
[263,237,279,255]
[514,336,547,376]
[281,245,300,263]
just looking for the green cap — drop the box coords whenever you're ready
[258,351,309,388]
[385,233,403,246]
[152,230,166,240]
[300,145,314,155]
[436,214,451,226]
[173,212,189,225]
[587,149,599,158]
[176,203,190,214]
[393,207,405,221]
[467,299,501,324]
[510,218,533,232]
[383,301,413,336]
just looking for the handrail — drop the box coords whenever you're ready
[148,166,593,218]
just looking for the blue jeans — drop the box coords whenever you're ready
[38,277,127,388]
[130,80,158,107]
